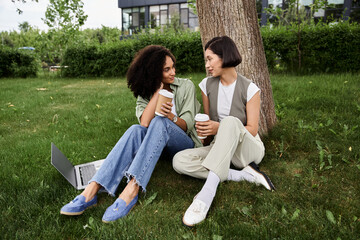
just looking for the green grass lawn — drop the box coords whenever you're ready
[0,73,359,239]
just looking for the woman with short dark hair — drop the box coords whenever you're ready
[60,45,201,223]
[173,36,275,227]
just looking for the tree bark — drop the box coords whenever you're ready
[196,0,276,135]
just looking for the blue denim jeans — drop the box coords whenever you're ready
[90,116,194,196]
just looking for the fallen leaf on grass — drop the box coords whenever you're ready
[326,210,336,224]
[291,209,300,220]
[142,192,157,207]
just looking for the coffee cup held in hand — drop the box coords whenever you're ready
[155,89,174,117]
[195,113,210,139]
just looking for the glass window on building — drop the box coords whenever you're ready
[160,10,168,25]
[268,0,283,9]
[122,8,145,35]
[328,0,344,4]
[180,3,189,27]
[150,5,160,28]
[140,7,145,27]
[132,8,140,27]
[122,8,132,32]
[326,0,345,21]
[189,7,199,30]
[122,2,200,33]
[180,8,189,27]
[160,5,168,25]
[299,0,312,6]
[169,4,180,21]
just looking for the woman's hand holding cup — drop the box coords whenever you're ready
[155,89,174,117]
[159,101,174,119]
[194,114,219,139]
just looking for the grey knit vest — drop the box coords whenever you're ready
[206,74,251,125]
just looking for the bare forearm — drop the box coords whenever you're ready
[140,90,160,127]
[245,91,260,137]
[245,125,258,137]
[168,113,187,132]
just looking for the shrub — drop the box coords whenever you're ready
[261,22,360,73]
[0,48,38,78]
[62,31,204,77]
[133,31,204,73]
[300,23,360,73]
[4,22,357,77]
[61,45,100,77]
[62,23,360,77]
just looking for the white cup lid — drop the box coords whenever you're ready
[159,89,174,98]
[195,113,209,121]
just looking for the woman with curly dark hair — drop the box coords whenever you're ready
[60,45,202,223]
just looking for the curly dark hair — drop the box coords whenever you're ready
[127,45,176,99]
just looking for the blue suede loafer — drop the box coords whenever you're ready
[60,195,97,216]
[102,195,138,223]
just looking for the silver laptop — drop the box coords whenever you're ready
[51,143,105,190]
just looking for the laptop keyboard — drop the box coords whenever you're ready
[79,165,96,186]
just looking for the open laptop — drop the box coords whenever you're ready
[51,143,105,190]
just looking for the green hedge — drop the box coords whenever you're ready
[62,31,204,77]
[62,22,360,77]
[261,22,360,73]
[0,48,38,78]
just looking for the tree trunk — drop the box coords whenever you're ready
[196,0,277,135]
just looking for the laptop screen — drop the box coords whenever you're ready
[51,143,77,188]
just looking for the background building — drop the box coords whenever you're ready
[261,0,360,25]
[118,0,198,35]
[118,0,360,34]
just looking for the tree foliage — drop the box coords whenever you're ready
[41,0,88,63]
[18,21,31,32]
[42,0,87,31]
[187,0,197,14]
[11,0,38,14]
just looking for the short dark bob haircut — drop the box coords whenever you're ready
[127,45,176,99]
[204,36,242,68]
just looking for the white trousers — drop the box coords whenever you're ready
[173,116,265,182]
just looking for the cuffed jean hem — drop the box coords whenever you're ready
[124,117,194,192]
[88,180,117,197]
[89,117,194,195]
[123,172,152,193]
[88,124,147,197]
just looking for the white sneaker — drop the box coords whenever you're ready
[182,198,210,227]
[243,164,275,191]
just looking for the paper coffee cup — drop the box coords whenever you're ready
[155,89,174,117]
[195,113,209,139]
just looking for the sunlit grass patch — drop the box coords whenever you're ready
[0,73,359,239]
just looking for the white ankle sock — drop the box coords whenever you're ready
[227,169,255,182]
[195,171,220,207]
